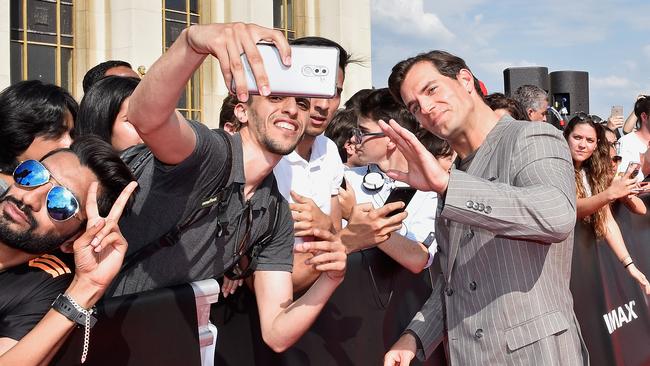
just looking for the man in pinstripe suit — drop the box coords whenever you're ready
[381,51,588,365]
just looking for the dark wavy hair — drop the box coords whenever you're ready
[43,135,137,217]
[388,50,484,107]
[563,115,610,238]
[357,88,418,133]
[325,108,358,163]
[82,60,133,93]
[0,80,78,173]
[74,76,140,144]
[484,92,529,121]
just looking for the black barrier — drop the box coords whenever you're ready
[52,283,202,366]
[212,247,446,366]
[571,198,650,366]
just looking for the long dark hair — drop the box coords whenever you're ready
[74,76,140,144]
[0,80,78,172]
[42,135,137,217]
[563,115,610,237]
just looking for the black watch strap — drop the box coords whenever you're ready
[51,293,97,328]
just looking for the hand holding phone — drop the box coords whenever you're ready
[631,182,650,194]
[384,187,417,217]
[625,161,641,179]
[232,44,340,98]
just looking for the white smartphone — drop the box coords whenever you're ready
[231,43,340,98]
[611,105,624,118]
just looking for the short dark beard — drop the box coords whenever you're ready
[0,194,70,254]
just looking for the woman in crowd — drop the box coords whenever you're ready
[564,115,650,294]
[74,76,142,151]
[0,80,77,191]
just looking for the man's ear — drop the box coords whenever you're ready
[344,141,356,156]
[234,102,249,124]
[457,69,474,93]
[59,230,83,253]
[527,108,535,118]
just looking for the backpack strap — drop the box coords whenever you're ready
[120,129,233,272]
[224,192,281,280]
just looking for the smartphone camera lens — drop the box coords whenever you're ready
[314,69,320,74]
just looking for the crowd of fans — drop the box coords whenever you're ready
[0,20,648,366]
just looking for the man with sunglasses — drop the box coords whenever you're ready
[0,136,136,355]
[107,22,347,353]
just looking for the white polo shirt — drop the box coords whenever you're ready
[344,165,438,263]
[274,134,344,214]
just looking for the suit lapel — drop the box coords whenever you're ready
[446,118,512,282]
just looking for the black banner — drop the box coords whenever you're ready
[571,199,650,366]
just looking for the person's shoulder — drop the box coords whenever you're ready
[618,131,640,145]
[510,120,564,139]
[26,253,73,279]
[345,165,369,178]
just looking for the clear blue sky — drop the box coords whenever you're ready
[371,0,649,119]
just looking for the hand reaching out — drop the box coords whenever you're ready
[294,229,346,283]
[627,264,650,295]
[339,202,406,253]
[384,332,417,366]
[290,191,333,236]
[185,23,291,101]
[337,178,356,221]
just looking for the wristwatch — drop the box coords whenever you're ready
[51,293,98,328]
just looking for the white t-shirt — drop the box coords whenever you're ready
[617,131,648,181]
[274,135,344,245]
[344,165,438,265]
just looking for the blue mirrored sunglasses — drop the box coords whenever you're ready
[13,160,81,222]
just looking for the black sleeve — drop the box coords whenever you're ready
[0,274,72,340]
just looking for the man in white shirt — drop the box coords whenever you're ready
[274,88,439,366]
[618,96,650,181]
[272,36,348,292]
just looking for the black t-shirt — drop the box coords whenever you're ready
[0,253,73,340]
[108,121,294,296]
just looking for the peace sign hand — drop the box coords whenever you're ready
[72,181,138,297]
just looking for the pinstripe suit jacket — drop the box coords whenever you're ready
[407,118,588,365]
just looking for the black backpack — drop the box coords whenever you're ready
[119,129,279,280]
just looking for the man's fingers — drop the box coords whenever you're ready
[254,26,292,66]
[374,201,405,218]
[353,202,374,214]
[226,29,249,102]
[107,181,138,221]
[307,251,346,265]
[94,231,126,254]
[238,26,271,96]
[85,182,100,226]
[294,238,340,254]
[293,220,313,232]
[77,219,106,250]
[290,190,309,204]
